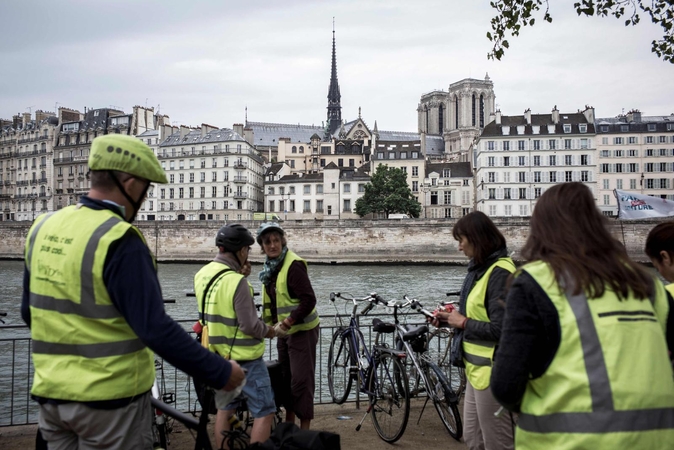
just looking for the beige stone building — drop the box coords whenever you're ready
[595,110,674,216]
[0,111,59,221]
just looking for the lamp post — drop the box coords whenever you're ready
[421,182,431,219]
[640,173,645,194]
[284,192,290,221]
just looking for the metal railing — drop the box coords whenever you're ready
[0,312,432,427]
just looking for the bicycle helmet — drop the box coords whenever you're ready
[89,134,168,184]
[215,224,255,252]
[256,222,285,246]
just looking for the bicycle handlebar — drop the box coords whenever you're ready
[402,295,435,319]
[330,292,387,316]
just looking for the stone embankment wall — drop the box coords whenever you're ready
[0,218,665,264]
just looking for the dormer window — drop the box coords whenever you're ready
[501,126,510,135]
[579,124,587,133]
[563,124,571,133]
[517,125,525,135]
[620,125,629,132]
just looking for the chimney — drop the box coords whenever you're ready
[495,110,502,125]
[179,125,190,139]
[23,112,31,127]
[551,105,560,124]
[233,123,244,136]
[524,108,532,125]
[244,127,254,146]
[626,109,641,123]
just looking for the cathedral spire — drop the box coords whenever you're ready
[327,18,341,135]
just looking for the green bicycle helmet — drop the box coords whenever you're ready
[89,134,168,184]
[256,222,285,246]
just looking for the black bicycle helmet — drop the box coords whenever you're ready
[256,222,285,246]
[215,224,255,252]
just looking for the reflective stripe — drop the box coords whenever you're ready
[519,408,674,433]
[26,213,55,271]
[566,290,613,411]
[464,352,491,367]
[29,293,121,319]
[204,313,238,327]
[275,307,318,324]
[33,338,145,358]
[209,336,263,347]
[276,305,295,314]
[464,338,496,348]
[81,217,122,307]
[301,310,318,324]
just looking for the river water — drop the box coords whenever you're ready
[0,259,468,425]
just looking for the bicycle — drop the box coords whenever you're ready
[391,295,463,440]
[327,292,410,443]
[151,358,176,449]
[424,292,467,398]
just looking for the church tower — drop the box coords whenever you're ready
[327,25,342,135]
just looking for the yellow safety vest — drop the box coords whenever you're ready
[262,250,319,334]
[516,260,674,449]
[666,283,674,298]
[25,206,154,401]
[195,262,263,360]
[462,257,515,390]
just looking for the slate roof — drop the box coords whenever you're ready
[246,122,326,146]
[377,130,420,141]
[481,112,595,137]
[427,161,472,178]
[160,128,246,146]
[425,135,445,157]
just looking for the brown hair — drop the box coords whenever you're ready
[452,211,506,265]
[259,230,287,254]
[522,182,653,299]
[645,221,674,262]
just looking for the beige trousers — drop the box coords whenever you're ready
[463,381,515,450]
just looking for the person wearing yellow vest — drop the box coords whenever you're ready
[492,182,674,450]
[194,224,276,449]
[646,221,674,299]
[21,134,244,450]
[257,222,320,430]
[432,211,516,449]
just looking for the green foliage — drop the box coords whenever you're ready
[487,0,674,63]
[355,164,422,218]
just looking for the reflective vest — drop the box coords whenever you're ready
[262,250,319,334]
[667,283,674,298]
[195,261,263,360]
[516,260,674,450]
[25,206,155,401]
[462,257,515,390]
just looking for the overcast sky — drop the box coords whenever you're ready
[2,0,673,132]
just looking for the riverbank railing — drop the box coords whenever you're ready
[0,312,435,427]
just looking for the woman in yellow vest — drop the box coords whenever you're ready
[257,222,320,430]
[492,182,674,450]
[646,221,674,297]
[432,211,516,450]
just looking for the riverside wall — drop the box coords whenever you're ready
[0,218,666,264]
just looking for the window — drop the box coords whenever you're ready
[534,187,542,198]
[212,172,217,182]
[533,155,540,166]
[581,155,588,166]
[316,200,323,212]
[630,179,636,189]
[488,188,496,199]
[628,137,637,144]
[412,167,419,177]
[565,171,573,182]
[549,155,556,166]
[534,172,541,183]
[316,184,323,194]
[488,141,495,151]
[488,157,495,167]
[564,139,572,149]
[647,149,654,156]
[518,140,525,151]
[563,124,571,133]
[579,124,587,133]
[343,199,351,212]
[660,136,667,143]
[169,174,175,183]
[189,187,194,198]
[518,172,526,182]
[549,139,556,150]
[358,184,365,192]
[504,188,511,199]
[169,188,174,199]
[303,185,311,194]
[489,205,497,216]
[303,200,310,212]
[616,179,623,189]
[179,187,184,198]
[488,172,496,182]
[614,137,624,145]
[400,152,407,159]
[343,184,351,193]
[628,149,638,157]
[549,171,557,183]
[646,136,654,144]
[533,140,540,150]
[581,171,589,182]
[503,141,510,151]
[388,153,395,160]
[212,186,217,197]
[519,188,527,199]
[565,155,573,165]
[601,163,610,173]
[503,156,510,167]
[518,156,525,166]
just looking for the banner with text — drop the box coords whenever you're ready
[614,189,674,220]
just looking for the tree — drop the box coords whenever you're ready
[355,164,422,218]
[487,1,674,63]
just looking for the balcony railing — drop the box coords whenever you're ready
[232,192,248,199]
[232,176,247,183]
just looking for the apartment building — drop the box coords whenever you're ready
[0,111,59,221]
[264,162,369,220]
[153,126,264,221]
[596,110,674,216]
[474,106,596,217]
[424,162,473,218]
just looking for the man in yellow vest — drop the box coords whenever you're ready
[22,134,244,450]
[194,224,276,449]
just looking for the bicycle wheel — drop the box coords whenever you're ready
[427,328,466,397]
[328,328,353,404]
[368,351,410,443]
[424,362,462,441]
[152,418,169,449]
[394,336,422,397]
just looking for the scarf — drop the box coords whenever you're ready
[259,246,289,286]
[451,246,509,367]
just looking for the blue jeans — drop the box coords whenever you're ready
[224,358,276,418]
